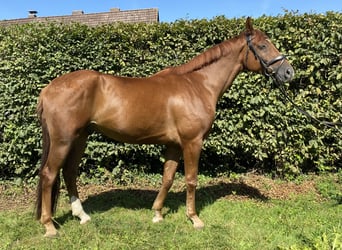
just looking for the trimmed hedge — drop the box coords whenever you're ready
[0,12,341,180]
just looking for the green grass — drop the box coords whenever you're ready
[0,174,341,250]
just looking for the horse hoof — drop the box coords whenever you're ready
[189,215,205,229]
[152,210,164,223]
[80,214,91,224]
[193,221,205,230]
[152,215,164,223]
[43,222,59,238]
[44,231,59,238]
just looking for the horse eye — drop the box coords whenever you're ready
[258,44,267,50]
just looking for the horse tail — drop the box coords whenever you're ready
[35,96,61,220]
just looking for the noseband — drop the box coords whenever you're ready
[245,34,286,77]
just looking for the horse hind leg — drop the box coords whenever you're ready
[38,139,74,237]
[152,146,181,223]
[62,133,91,225]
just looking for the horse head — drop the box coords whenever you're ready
[243,17,294,83]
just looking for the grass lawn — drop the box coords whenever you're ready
[0,173,341,249]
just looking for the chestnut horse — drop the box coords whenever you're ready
[36,18,294,237]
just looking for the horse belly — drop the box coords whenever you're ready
[90,111,179,145]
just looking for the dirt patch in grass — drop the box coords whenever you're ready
[236,174,318,200]
[0,184,37,212]
[0,174,322,212]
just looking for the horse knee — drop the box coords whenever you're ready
[185,176,197,189]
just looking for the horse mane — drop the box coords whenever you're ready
[155,38,238,76]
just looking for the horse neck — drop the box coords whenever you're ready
[196,37,245,103]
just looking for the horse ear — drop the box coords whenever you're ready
[245,17,254,34]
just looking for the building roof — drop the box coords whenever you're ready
[0,8,159,26]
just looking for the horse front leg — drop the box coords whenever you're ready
[152,146,181,223]
[183,139,205,229]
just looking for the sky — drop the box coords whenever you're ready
[0,0,341,22]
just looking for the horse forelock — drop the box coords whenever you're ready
[168,40,235,75]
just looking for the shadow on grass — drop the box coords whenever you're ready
[56,181,268,226]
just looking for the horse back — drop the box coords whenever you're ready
[39,70,214,144]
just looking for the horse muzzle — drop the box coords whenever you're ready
[271,60,295,83]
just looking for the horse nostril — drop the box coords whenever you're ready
[285,67,294,79]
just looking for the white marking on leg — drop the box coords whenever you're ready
[70,196,91,224]
[152,210,164,223]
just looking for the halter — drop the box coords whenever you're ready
[245,34,342,132]
[245,34,286,77]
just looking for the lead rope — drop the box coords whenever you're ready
[271,76,342,134]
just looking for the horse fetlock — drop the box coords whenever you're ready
[40,214,52,225]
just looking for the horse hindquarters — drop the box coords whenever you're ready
[36,95,91,237]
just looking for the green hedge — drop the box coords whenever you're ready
[0,12,341,180]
